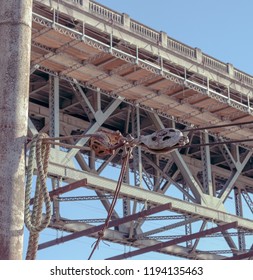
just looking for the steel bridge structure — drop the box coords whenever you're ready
[28,0,253,260]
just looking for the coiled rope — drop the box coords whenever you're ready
[25,133,51,260]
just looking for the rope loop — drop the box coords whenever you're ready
[24,133,51,259]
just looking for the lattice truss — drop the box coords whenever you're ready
[26,1,253,260]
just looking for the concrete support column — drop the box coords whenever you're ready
[0,0,33,259]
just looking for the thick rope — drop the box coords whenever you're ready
[25,133,51,260]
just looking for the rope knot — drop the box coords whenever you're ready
[98,231,104,238]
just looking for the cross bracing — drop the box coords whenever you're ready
[26,0,253,260]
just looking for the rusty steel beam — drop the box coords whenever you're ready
[0,0,33,259]
[183,120,253,133]
[106,222,238,260]
[30,179,87,205]
[38,203,172,250]
[224,250,253,260]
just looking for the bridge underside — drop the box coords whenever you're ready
[27,1,253,260]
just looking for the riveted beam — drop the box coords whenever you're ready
[38,203,172,250]
[107,222,238,259]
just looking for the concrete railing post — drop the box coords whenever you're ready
[160,31,168,48]
[195,48,202,63]
[227,63,234,78]
[122,13,130,29]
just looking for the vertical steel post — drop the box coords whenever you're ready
[234,188,246,252]
[183,185,192,248]
[122,106,131,219]
[132,107,142,188]
[128,107,143,238]
[49,75,60,222]
[0,0,32,259]
[201,130,213,195]
[49,76,60,141]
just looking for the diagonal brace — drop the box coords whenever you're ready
[61,97,123,165]
[224,250,253,260]
[106,221,238,260]
[38,203,172,250]
[30,179,87,205]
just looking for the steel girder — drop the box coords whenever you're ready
[26,0,253,260]
[27,88,253,259]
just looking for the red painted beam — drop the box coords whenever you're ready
[106,221,238,260]
[38,203,171,250]
[224,250,253,260]
[30,179,87,205]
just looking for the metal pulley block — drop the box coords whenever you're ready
[89,129,126,157]
[136,128,189,154]
[89,128,189,156]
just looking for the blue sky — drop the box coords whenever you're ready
[23,0,253,260]
[95,0,253,75]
